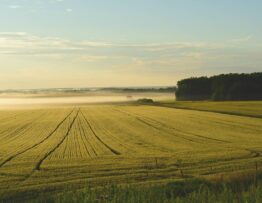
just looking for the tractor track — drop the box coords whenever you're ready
[35,108,80,170]
[113,108,202,144]
[80,110,121,155]
[114,108,230,144]
[126,110,230,144]
[16,108,79,186]
[0,109,75,168]
[114,109,262,159]
[78,114,98,157]
[85,108,133,152]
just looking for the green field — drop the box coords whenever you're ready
[0,102,262,201]
[157,101,262,118]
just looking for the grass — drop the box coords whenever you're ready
[37,172,262,203]
[0,102,261,202]
[156,100,262,118]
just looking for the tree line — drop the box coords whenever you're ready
[175,72,262,101]
[102,87,176,93]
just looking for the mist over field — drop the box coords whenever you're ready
[0,94,172,106]
[0,89,174,107]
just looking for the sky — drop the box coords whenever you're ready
[0,0,262,89]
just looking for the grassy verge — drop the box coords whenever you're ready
[151,101,262,118]
[33,171,262,203]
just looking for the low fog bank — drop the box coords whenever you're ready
[0,92,174,108]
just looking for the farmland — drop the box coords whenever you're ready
[157,100,262,118]
[0,102,262,201]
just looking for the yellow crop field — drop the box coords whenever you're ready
[0,104,262,201]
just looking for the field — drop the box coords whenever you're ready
[0,102,262,201]
[157,101,262,118]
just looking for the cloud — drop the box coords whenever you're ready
[0,32,112,55]
[8,5,21,9]
[0,32,230,53]
[0,32,261,89]
[0,32,236,56]
[0,32,260,73]
[79,55,109,62]
[81,41,112,47]
[229,35,252,43]
[66,8,72,12]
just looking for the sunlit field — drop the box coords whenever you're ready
[0,101,261,201]
[158,100,262,118]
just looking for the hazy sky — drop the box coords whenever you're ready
[0,0,262,89]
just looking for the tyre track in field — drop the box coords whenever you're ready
[0,112,49,166]
[74,120,83,158]
[80,109,121,155]
[0,109,75,168]
[117,109,261,158]
[17,109,80,184]
[94,108,161,153]
[35,108,80,170]
[118,109,230,144]
[78,114,98,157]
[83,107,132,153]
[148,117,230,143]
[113,108,201,144]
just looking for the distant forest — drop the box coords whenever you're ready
[101,87,176,93]
[175,72,262,101]
[0,87,176,95]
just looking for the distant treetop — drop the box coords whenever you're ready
[175,72,262,101]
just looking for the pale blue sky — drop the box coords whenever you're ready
[0,0,261,89]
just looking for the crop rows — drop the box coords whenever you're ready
[0,105,261,201]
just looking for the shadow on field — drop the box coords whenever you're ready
[3,170,261,203]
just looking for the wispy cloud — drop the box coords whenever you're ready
[0,32,111,55]
[0,32,252,54]
[79,55,109,62]
[8,5,21,9]
[0,32,261,89]
[65,8,72,12]
[229,35,252,43]
[0,32,260,71]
